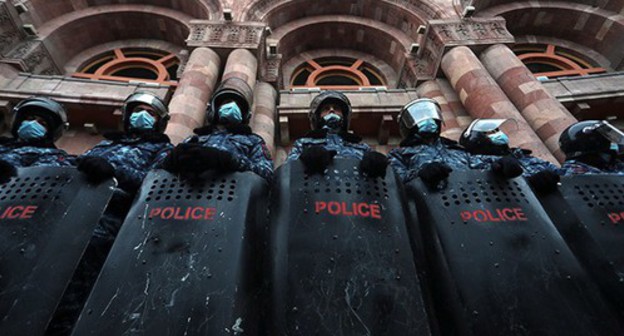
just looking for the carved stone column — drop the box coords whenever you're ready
[222,48,258,92]
[441,46,557,163]
[437,79,473,132]
[480,44,577,162]
[165,47,220,144]
[250,82,277,158]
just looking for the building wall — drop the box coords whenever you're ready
[1,0,623,164]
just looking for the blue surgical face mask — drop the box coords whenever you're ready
[130,110,156,130]
[488,131,509,146]
[218,102,243,124]
[417,119,439,134]
[322,113,343,131]
[18,120,47,140]
[610,143,620,152]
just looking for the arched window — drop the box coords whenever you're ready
[513,44,605,79]
[290,57,385,89]
[73,48,179,86]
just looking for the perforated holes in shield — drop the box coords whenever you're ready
[304,165,389,199]
[439,179,529,208]
[574,182,624,209]
[145,177,237,203]
[0,174,72,201]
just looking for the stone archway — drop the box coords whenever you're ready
[267,15,413,86]
[22,0,220,27]
[477,2,624,71]
[35,5,192,72]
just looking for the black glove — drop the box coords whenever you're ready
[418,162,452,187]
[360,151,388,178]
[300,146,336,175]
[527,170,560,194]
[0,160,17,184]
[211,148,239,172]
[164,143,239,177]
[491,156,523,179]
[78,156,115,184]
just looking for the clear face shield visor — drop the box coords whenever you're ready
[589,121,624,155]
[400,99,444,130]
[464,118,518,137]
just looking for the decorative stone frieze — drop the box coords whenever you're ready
[186,20,266,50]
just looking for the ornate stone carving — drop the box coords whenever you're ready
[187,21,266,50]
[0,1,22,56]
[428,17,514,46]
[261,55,282,83]
[3,40,60,75]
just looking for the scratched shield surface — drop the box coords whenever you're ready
[0,167,115,336]
[269,159,432,335]
[72,170,268,335]
[408,171,622,335]
[538,175,624,313]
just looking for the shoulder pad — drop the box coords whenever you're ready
[340,132,362,143]
[0,136,15,145]
[139,131,170,143]
[103,131,127,141]
[400,137,425,147]
[303,129,328,139]
[518,148,533,156]
[193,125,217,136]
[440,136,458,146]
[225,124,252,135]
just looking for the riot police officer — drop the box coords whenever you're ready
[163,78,273,181]
[287,90,388,177]
[460,118,561,192]
[0,97,74,183]
[77,91,173,234]
[388,98,471,187]
[48,92,173,335]
[559,120,624,175]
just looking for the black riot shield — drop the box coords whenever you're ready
[269,159,433,335]
[407,171,622,335]
[72,169,268,335]
[0,167,115,336]
[538,174,624,313]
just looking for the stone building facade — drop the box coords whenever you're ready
[0,0,623,165]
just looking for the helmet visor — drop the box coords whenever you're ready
[401,100,443,130]
[595,121,624,145]
[125,93,167,118]
[465,118,517,135]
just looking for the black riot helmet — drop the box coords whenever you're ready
[308,91,352,132]
[11,96,69,142]
[122,91,169,133]
[207,77,254,125]
[460,118,514,155]
[559,120,624,160]
[398,98,443,138]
